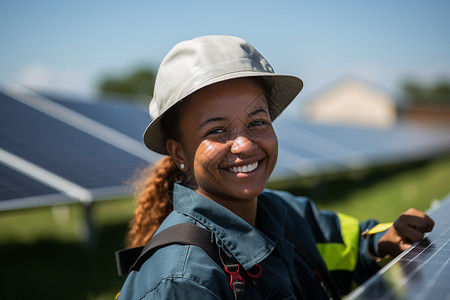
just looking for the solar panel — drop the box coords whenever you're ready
[347,194,450,300]
[272,117,450,179]
[0,92,148,189]
[40,92,150,142]
[0,162,77,210]
[0,87,159,210]
[0,162,59,201]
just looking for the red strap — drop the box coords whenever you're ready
[247,264,262,279]
[224,264,245,289]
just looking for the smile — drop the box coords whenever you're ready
[228,162,258,173]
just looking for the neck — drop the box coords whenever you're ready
[225,199,258,226]
[196,190,258,226]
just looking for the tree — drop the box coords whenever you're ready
[97,67,156,101]
[401,79,450,105]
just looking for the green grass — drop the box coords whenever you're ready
[0,197,135,244]
[0,199,135,300]
[304,157,450,222]
[268,155,450,222]
[0,155,449,299]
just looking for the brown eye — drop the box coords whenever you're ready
[207,128,226,135]
[249,120,268,128]
[204,128,229,142]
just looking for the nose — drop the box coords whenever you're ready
[228,136,255,154]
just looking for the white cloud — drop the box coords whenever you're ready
[14,64,93,96]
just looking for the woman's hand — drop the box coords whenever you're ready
[377,208,434,258]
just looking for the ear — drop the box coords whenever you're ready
[166,138,187,170]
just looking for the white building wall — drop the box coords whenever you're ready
[306,79,396,128]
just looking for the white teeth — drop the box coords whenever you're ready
[228,162,258,173]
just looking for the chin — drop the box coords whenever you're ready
[236,185,266,200]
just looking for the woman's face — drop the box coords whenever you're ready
[168,78,278,204]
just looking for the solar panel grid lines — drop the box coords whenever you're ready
[346,195,450,300]
[0,91,150,187]
[274,147,320,177]
[275,118,362,155]
[0,148,93,202]
[1,83,157,163]
[275,119,370,169]
[0,163,59,201]
[0,88,156,210]
[412,242,450,300]
[273,119,364,178]
[278,118,450,179]
[42,93,151,142]
[396,239,450,299]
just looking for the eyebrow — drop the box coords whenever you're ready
[199,117,225,130]
[249,108,270,117]
[198,108,269,130]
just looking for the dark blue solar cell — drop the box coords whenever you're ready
[282,120,391,153]
[0,163,58,201]
[41,93,150,142]
[273,117,450,178]
[0,92,150,190]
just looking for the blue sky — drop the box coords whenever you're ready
[1,1,449,111]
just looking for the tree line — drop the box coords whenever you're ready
[97,67,450,106]
[402,79,450,105]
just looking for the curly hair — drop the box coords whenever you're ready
[125,97,187,248]
[126,156,183,247]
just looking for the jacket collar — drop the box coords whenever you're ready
[172,183,286,270]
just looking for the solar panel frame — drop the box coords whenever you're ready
[346,194,450,300]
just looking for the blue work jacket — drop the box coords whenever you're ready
[117,183,382,299]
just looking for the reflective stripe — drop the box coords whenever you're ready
[316,212,360,271]
[368,222,393,235]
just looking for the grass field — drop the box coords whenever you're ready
[1,155,449,299]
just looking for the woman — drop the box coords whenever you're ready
[117,35,434,299]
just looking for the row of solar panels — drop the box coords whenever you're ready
[273,117,450,180]
[1,84,450,211]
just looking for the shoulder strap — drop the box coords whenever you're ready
[115,246,144,276]
[116,223,250,300]
[115,223,220,276]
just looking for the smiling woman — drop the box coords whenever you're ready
[116,35,434,300]
[165,78,278,223]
